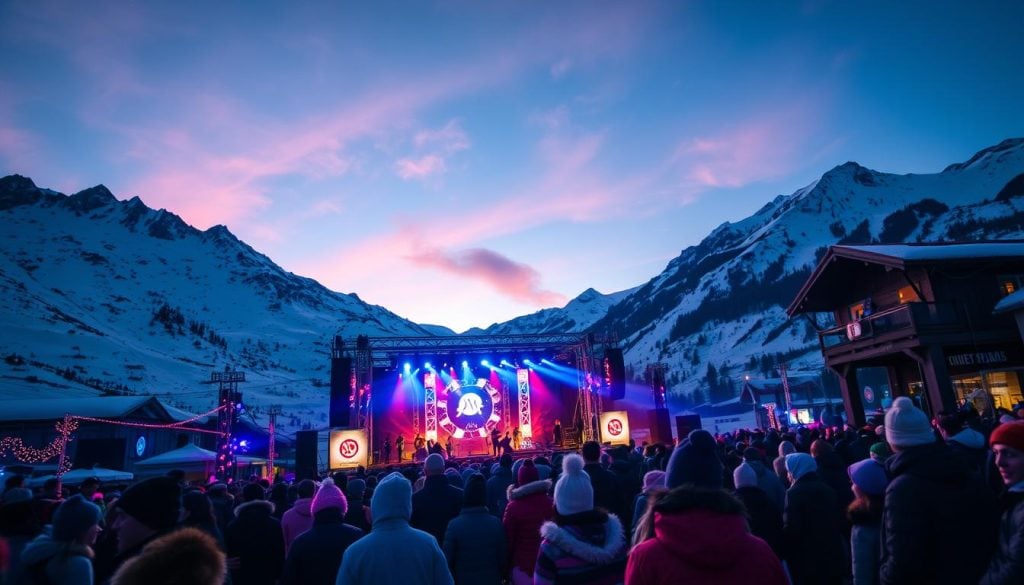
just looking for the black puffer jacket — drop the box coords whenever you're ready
[980,490,1024,585]
[784,472,845,585]
[880,441,998,585]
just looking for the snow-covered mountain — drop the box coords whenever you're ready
[465,287,638,335]
[0,175,433,430]
[485,138,1024,406]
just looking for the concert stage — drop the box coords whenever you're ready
[323,333,624,470]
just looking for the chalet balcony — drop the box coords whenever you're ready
[819,302,962,354]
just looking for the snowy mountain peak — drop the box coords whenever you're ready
[67,185,117,213]
[944,137,1024,173]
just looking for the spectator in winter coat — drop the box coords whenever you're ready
[206,483,235,536]
[666,430,723,490]
[503,460,554,585]
[225,482,286,585]
[630,471,665,539]
[344,479,372,534]
[582,442,628,520]
[783,453,845,585]
[880,397,998,585]
[18,495,102,585]
[0,495,42,581]
[628,486,788,585]
[847,458,888,585]
[773,440,796,487]
[284,478,363,585]
[741,447,787,513]
[181,490,225,552]
[411,454,463,546]
[811,439,854,531]
[110,527,225,585]
[980,421,1024,585]
[281,479,317,553]
[94,476,183,584]
[335,472,453,585]
[534,454,627,585]
[935,411,988,474]
[443,474,506,585]
[732,462,784,559]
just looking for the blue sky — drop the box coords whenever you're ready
[2,0,1022,331]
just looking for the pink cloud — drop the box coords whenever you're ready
[408,246,567,306]
[395,154,447,180]
[413,120,470,152]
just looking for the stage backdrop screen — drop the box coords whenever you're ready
[599,410,630,446]
[329,428,368,469]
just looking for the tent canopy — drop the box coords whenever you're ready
[135,443,264,466]
[27,466,134,487]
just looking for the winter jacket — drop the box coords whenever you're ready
[747,459,787,513]
[534,510,627,585]
[625,495,788,585]
[947,427,988,474]
[283,508,363,585]
[18,532,93,585]
[486,466,514,518]
[280,497,314,553]
[880,441,998,585]
[733,486,784,559]
[224,500,285,585]
[783,472,845,585]
[343,499,371,534]
[848,502,882,585]
[411,475,463,547]
[815,451,854,530]
[501,479,553,576]
[979,490,1024,585]
[335,517,452,585]
[443,506,506,585]
[209,493,235,536]
[583,463,626,519]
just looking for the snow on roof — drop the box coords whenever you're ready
[0,395,205,423]
[836,241,1024,264]
[994,289,1024,314]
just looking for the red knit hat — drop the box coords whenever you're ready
[311,478,348,516]
[990,421,1024,453]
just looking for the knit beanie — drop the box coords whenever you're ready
[778,440,796,458]
[463,474,487,507]
[424,453,445,475]
[52,494,102,542]
[642,470,666,492]
[667,430,723,489]
[311,478,348,516]
[785,453,817,482]
[371,472,413,524]
[733,462,759,489]
[117,477,182,532]
[511,459,525,484]
[242,482,265,502]
[445,468,464,489]
[869,442,893,462]
[553,454,593,515]
[885,397,936,448]
[990,421,1024,453]
[847,459,889,497]
[347,478,366,500]
[518,460,539,485]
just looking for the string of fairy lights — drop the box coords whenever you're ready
[0,404,229,475]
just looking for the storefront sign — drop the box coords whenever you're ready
[328,428,368,469]
[599,411,630,445]
[944,344,1024,374]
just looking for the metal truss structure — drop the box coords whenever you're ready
[339,332,610,463]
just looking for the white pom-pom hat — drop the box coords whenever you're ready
[554,453,593,515]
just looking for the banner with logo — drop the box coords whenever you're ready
[599,410,630,445]
[329,428,368,469]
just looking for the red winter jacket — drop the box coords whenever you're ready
[626,507,788,585]
[502,479,553,576]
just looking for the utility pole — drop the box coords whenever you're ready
[212,366,245,482]
[267,405,282,479]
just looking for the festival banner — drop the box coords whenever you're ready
[328,428,368,469]
[599,411,630,446]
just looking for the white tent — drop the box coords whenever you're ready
[133,443,265,479]
[28,466,134,487]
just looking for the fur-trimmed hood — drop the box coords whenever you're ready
[539,513,625,564]
[234,499,275,517]
[507,479,551,501]
[111,527,225,585]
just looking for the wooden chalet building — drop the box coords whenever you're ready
[788,241,1024,426]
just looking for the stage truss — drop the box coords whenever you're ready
[337,333,613,463]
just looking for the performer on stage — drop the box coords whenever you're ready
[383,435,392,464]
[491,427,501,456]
[499,432,513,455]
[553,419,563,448]
[513,426,521,450]
[445,434,454,459]
[396,435,405,462]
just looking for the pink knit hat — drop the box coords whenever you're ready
[311,478,348,516]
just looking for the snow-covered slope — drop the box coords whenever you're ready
[590,138,1024,405]
[475,287,638,335]
[0,175,433,430]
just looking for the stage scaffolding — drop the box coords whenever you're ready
[337,332,613,463]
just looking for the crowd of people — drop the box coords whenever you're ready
[1,398,1023,585]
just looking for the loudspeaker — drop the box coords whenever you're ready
[295,430,319,480]
[648,408,672,444]
[603,348,626,400]
[329,356,353,428]
[675,414,702,441]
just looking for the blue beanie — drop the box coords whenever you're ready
[667,430,723,489]
[371,472,412,525]
[52,494,102,541]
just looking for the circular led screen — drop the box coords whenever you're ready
[437,378,503,439]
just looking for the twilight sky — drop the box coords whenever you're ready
[2,1,1022,332]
